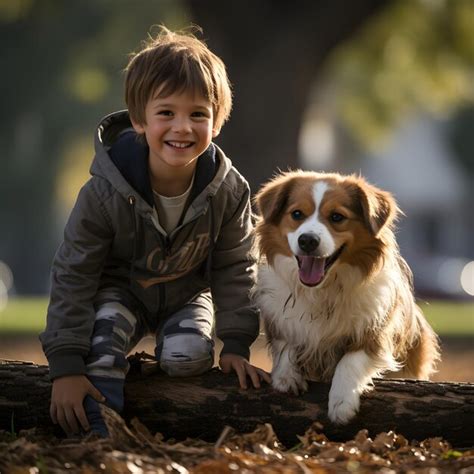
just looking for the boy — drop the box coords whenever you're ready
[40,26,270,437]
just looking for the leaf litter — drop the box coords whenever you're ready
[0,406,472,473]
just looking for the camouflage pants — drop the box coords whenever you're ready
[85,288,215,380]
[83,288,215,435]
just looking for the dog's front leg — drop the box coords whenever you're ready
[271,339,308,395]
[328,350,377,424]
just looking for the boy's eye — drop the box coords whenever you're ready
[158,110,173,116]
[191,111,209,118]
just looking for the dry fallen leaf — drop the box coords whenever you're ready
[1,417,473,474]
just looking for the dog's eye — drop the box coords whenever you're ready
[330,213,345,223]
[291,210,305,221]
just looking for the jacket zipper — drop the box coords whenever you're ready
[130,196,169,314]
[157,232,171,313]
[150,198,212,313]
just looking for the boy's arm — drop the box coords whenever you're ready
[211,180,260,361]
[40,180,114,380]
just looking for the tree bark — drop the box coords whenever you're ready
[1,359,473,448]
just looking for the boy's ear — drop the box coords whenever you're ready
[212,126,221,138]
[131,118,145,135]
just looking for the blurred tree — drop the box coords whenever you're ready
[325,0,474,151]
[449,106,474,176]
[189,0,387,191]
[1,1,112,294]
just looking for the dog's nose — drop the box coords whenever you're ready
[298,233,320,253]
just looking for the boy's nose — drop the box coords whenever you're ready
[172,117,192,133]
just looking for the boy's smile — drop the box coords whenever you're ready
[132,90,219,195]
[166,141,193,149]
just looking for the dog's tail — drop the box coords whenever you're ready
[403,309,441,380]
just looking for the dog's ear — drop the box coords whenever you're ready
[356,181,400,236]
[254,175,294,224]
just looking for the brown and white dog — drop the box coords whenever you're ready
[253,170,440,424]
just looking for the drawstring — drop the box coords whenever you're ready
[128,195,138,284]
[205,194,215,280]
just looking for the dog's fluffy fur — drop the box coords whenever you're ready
[253,170,440,424]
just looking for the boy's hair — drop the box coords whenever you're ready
[125,25,232,133]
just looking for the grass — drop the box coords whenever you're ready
[0,297,48,333]
[417,299,474,336]
[0,297,472,336]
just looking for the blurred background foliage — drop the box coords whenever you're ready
[329,0,474,150]
[0,0,473,297]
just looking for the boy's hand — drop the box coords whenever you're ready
[50,374,105,435]
[219,353,271,389]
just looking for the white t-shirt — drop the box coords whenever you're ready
[153,176,194,235]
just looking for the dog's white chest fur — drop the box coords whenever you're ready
[256,255,396,355]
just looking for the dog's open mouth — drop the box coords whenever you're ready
[296,245,345,287]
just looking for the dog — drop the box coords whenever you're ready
[253,170,440,424]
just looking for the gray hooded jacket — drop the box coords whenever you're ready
[40,111,259,379]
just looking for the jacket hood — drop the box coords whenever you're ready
[92,110,233,219]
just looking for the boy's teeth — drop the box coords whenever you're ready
[168,141,190,148]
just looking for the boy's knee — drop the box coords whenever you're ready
[160,355,213,377]
[159,333,214,377]
[85,300,138,376]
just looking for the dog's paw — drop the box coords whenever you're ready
[272,371,308,395]
[328,387,360,424]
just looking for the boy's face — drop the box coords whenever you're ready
[132,90,218,177]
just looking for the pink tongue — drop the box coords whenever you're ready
[298,256,325,286]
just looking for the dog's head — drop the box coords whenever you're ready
[254,170,399,287]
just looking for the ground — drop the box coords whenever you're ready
[2,413,473,473]
[1,333,473,472]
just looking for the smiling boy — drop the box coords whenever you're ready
[40,26,270,437]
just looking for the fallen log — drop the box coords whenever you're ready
[1,358,473,448]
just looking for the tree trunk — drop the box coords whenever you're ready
[1,359,473,448]
[189,0,388,192]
